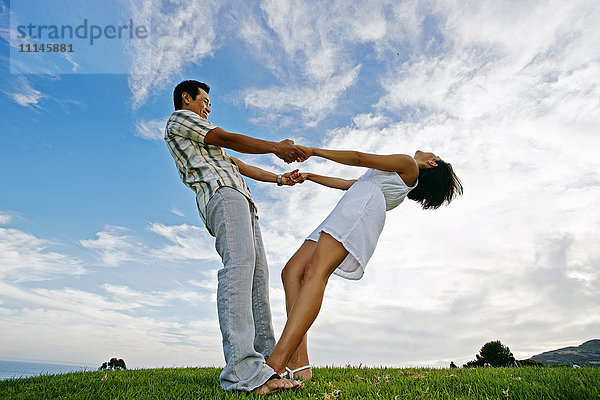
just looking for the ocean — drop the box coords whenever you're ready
[0,360,92,381]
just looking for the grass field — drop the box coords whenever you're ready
[1,366,598,399]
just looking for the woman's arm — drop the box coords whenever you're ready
[232,157,300,185]
[300,172,357,191]
[298,145,417,176]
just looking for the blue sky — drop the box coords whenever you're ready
[1,0,599,369]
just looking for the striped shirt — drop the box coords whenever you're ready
[164,109,254,225]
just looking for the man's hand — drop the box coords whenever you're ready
[281,169,302,186]
[275,140,309,163]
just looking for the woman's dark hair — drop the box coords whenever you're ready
[407,159,463,210]
[173,80,210,110]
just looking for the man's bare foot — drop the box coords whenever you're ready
[286,365,313,381]
[254,375,301,395]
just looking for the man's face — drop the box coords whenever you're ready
[184,88,211,119]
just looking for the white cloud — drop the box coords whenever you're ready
[351,113,391,129]
[244,66,361,126]
[10,78,46,108]
[0,220,222,367]
[238,0,389,126]
[101,284,169,307]
[189,271,218,292]
[135,117,167,141]
[125,0,420,123]
[148,223,218,261]
[169,207,185,217]
[256,0,600,367]
[127,0,220,108]
[0,2,10,44]
[248,5,600,356]
[255,0,410,76]
[80,226,143,267]
[62,53,81,73]
[0,281,223,367]
[101,284,211,307]
[0,212,10,225]
[80,223,218,267]
[233,0,435,127]
[378,0,600,127]
[0,226,86,282]
[0,218,222,367]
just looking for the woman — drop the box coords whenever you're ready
[267,146,463,381]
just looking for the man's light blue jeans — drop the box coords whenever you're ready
[205,187,277,391]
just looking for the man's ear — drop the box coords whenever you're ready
[428,160,438,167]
[182,92,190,105]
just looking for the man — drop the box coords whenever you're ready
[164,80,305,394]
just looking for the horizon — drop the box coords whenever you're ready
[2,336,599,370]
[1,0,599,370]
[0,338,596,369]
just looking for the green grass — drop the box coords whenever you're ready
[1,366,599,399]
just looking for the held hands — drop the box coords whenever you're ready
[279,170,311,186]
[280,169,302,186]
[275,140,310,163]
[273,141,313,185]
[295,145,313,158]
[297,172,309,183]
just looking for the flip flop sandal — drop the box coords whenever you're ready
[285,365,312,380]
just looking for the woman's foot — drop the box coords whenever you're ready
[285,364,313,381]
[253,374,301,395]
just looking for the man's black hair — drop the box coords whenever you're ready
[173,80,210,110]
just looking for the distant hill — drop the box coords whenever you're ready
[530,339,600,366]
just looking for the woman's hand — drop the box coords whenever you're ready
[297,172,310,183]
[296,145,313,159]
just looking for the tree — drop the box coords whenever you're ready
[463,358,484,368]
[98,357,127,371]
[478,340,514,367]
[463,340,515,368]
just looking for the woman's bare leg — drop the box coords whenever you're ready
[268,232,348,374]
[280,240,317,380]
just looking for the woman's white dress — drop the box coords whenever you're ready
[306,168,417,280]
